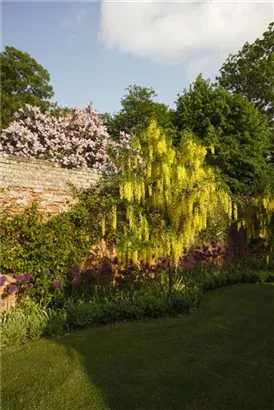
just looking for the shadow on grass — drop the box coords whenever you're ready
[54,284,274,410]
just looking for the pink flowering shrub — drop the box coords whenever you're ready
[0,103,137,173]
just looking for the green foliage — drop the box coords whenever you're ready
[0,288,198,347]
[1,310,28,346]
[64,281,177,328]
[45,309,68,336]
[65,298,142,327]
[180,260,273,292]
[198,212,230,244]
[169,289,201,314]
[2,261,273,347]
[0,204,100,304]
[101,85,176,140]
[1,46,54,129]
[174,75,272,198]
[21,301,49,340]
[217,22,274,121]
[0,302,67,346]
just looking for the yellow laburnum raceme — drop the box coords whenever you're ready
[115,121,233,265]
[101,217,106,237]
[262,196,274,213]
[112,205,117,231]
[234,190,274,265]
[243,192,274,240]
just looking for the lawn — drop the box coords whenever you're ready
[2,283,274,410]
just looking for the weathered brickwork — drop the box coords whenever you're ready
[0,155,99,215]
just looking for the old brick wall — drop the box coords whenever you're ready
[0,155,99,215]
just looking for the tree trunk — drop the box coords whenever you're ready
[168,263,173,298]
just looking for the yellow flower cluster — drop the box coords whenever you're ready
[115,121,233,265]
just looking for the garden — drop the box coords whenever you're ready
[1,22,274,410]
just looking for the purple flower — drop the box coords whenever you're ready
[72,276,82,285]
[42,269,50,275]
[53,279,63,290]
[84,269,93,278]
[72,265,81,276]
[23,272,32,282]
[178,260,193,269]
[15,274,25,283]
[25,283,34,289]
[0,276,7,286]
[7,283,18,295]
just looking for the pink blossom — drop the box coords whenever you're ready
[1,103,138,173]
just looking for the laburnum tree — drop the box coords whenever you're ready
[93,121,233,293]
[1,46,55,129]
[173,75,272,200]
[0,103,136,173]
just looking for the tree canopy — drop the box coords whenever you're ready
[100,85,176,140]
[1,46,54,129]
[217,22,274,121]
[173,75,272,199]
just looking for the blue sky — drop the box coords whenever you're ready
[2,1,272,114]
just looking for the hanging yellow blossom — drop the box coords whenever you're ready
[110,120,233,265]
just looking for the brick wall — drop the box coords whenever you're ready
[0,155,99,215]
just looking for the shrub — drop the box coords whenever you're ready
[0,204,101,304]
[1,310,28,346]
[23,302,48,340]
[45,309,68,336]
[178,260,273,292]
[1,261,273,348]
[169,287,202,314]
[0,103,133,173]
[0,285,199,347]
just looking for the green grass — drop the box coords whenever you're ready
[2,284,274,410]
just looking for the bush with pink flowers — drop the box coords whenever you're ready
[0,103,137,173]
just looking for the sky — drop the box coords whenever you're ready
[1,1,273,114]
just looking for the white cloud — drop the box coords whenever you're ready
[99,0,273,80]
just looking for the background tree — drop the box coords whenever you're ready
[100,85,176,140]
[1,46,54,129]
[173,75,272,200]
[217,22,274,121]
